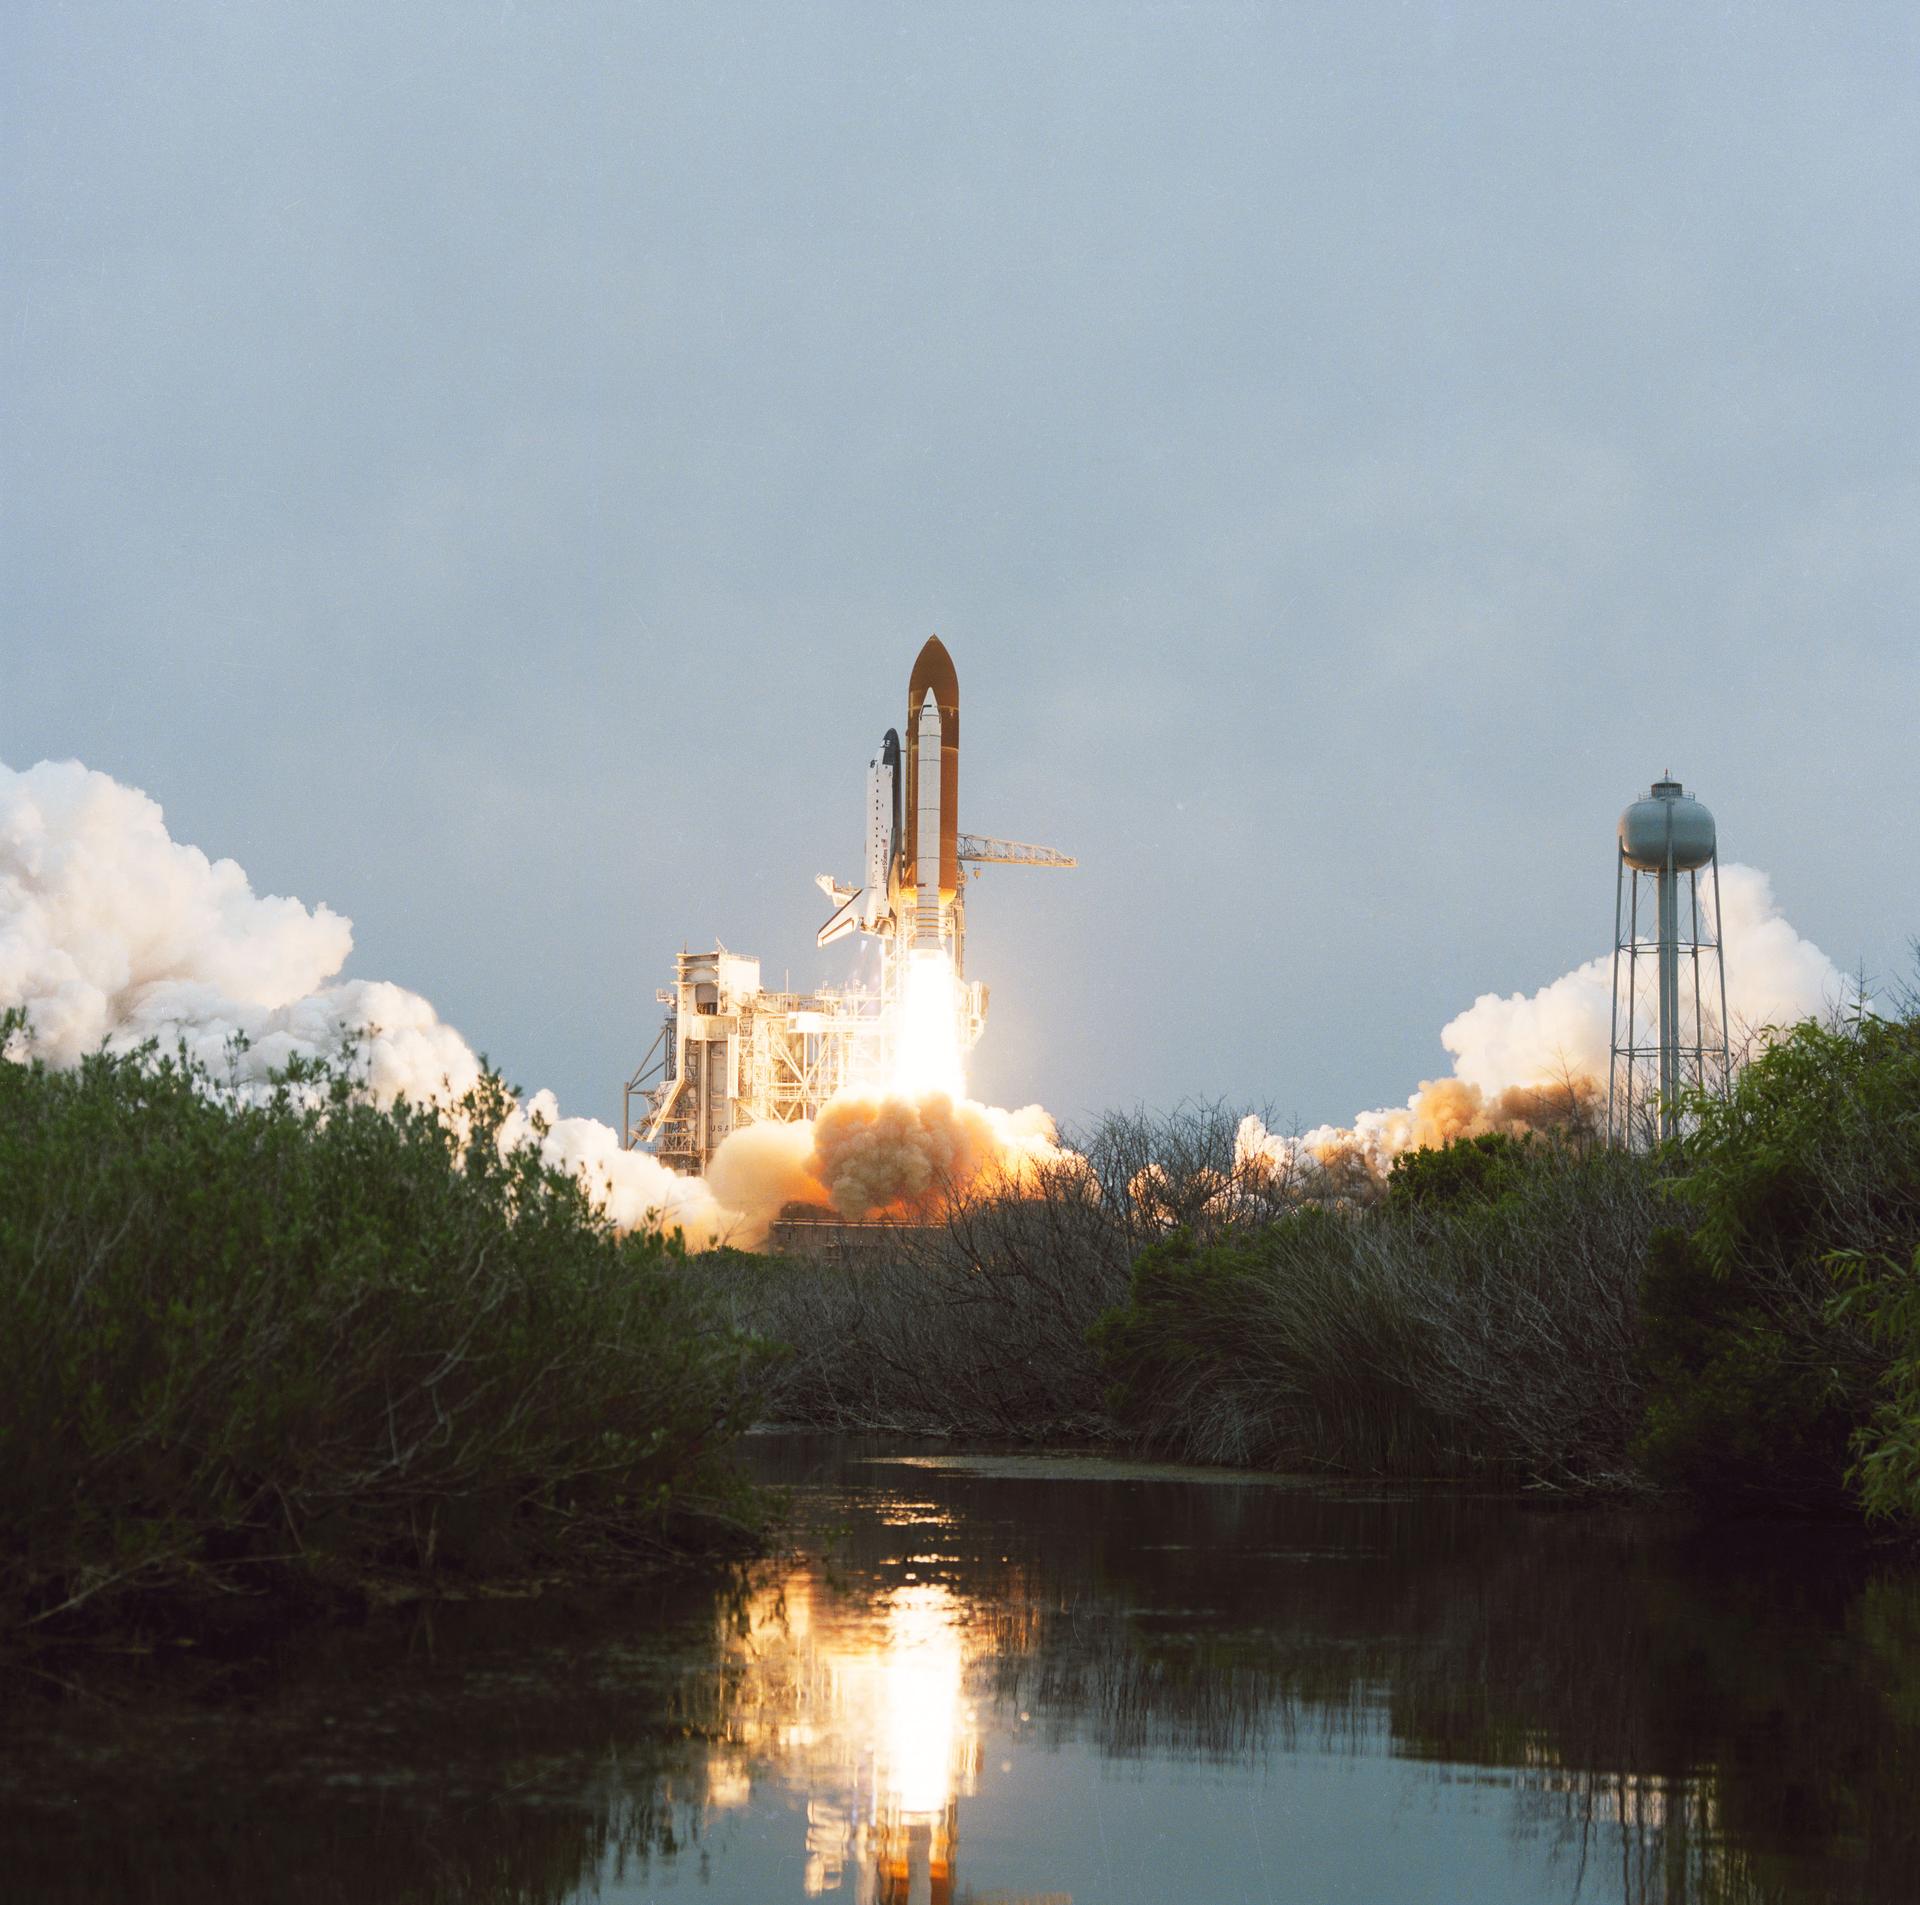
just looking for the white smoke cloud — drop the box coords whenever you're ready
[1,758,352,1066]
[1240,861,1849,1183]
[0,756,1066,1250]
[14,752,1846,1239]
[1441,862,1842,1094]
[1,757,732,1243]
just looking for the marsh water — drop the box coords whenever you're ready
[4,1434,1918,1904]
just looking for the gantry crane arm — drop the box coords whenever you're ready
[955,834,1077,868]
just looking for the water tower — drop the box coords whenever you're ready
[1607,777,1731,1145]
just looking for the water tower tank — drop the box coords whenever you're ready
[1619,778,1716,872]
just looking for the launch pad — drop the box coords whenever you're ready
[622,947,879,1175]
[624,638,1073,1176]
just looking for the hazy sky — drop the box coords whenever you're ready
[5,3,1916,1132]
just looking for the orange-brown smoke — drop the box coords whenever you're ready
[1126,1161,1233,1229]
[1246,1073,1600,1186]
[704,1118,825,1234]
[701,1090,1066,1245]
[809,1093,1060,1219]
[1405,1075,1599,1149]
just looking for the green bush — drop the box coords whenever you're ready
[0,1024,776,1632]
[1385,1130,1532,1211]
[1634,1224,1859,1506]
[1091,1139,1661,1482]
[1089,1210,1451,1472]
[1634,1010,1920,1516]
[1833,1239,1920,1520]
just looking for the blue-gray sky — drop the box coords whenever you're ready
[5,3,1916,1131]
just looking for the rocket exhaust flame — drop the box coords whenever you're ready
[890,949,966,1102]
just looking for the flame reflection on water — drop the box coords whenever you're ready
[707,1568,981,1903]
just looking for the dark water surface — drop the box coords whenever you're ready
[4,1433,1918,1903]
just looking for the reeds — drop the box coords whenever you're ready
[1095,1142,1664,1481]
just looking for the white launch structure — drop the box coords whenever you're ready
[1607,776,1731,1146]
[625,638,1074,1176]
[624,948,885,1175]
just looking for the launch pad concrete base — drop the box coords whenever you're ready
[765,1212,937,1263]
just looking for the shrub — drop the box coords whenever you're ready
[1092,1140,1662,1483]
[1090,1209,1451,1472]
[688,1102,1290,1441]
[1634,1226,1859,1506]
[688,1176,1128,1439]
[711,1106,1662,1486]
[0,1026,775,1632]
[1832,1240,1920,1521]
[1386,1131,1532,1211]
[1634,1009,1920,1516]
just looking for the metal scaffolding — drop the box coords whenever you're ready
[623,946,888,1176]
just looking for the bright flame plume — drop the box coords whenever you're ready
[889,949,965,1102]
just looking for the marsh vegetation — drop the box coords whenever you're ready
[3,990,1914,1654]
[0,1023,772,1638]
[703,995,1920,1522]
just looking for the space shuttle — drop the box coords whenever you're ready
[815,637,1073,978]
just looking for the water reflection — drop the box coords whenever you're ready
[710,1573,981,1901]
[2,1435,1918,1904]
